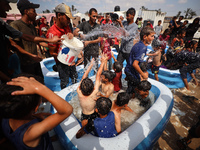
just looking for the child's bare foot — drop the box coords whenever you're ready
[76,126,86,139]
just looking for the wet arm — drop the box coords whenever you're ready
[10,39,42,62]
[133,60,148,79]
[21,34,60,43]
[7,77,73,145]
[81,58,94,81]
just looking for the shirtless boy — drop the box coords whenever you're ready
[147,38,162,81]
[98,70,115,98]
[111,92,134,133]
[77,54,107,127]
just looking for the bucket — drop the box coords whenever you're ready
[57,35,84,65]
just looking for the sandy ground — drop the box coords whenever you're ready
[153,72,200,150]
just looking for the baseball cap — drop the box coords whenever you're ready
[55,3,74,19]
[6,0,18,3]
[41,27,47,32]
[17,0,40,13]
[36,15,41,20]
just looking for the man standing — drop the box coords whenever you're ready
[154,20,163,36]
[74,8,101,68]
[46,3,77,89]
[0,0,62,82]
[101,13,112,25]
[10,0,43,77]
[117,8,138,64]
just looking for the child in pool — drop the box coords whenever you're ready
[111,52,123,92]
[77,54,107,127]
[98,70,115,98]
[100,33,114,70]
[111,92,134,133]
[173,49,200,92]
[132,80,152,108]
[125,27,155,94]
[76,97,118,138]
[146,38,162,81]
[139,62,149,81]
[0,74,73,150]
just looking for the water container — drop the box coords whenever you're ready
[57,35,84,65]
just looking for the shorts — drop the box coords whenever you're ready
[81,112,99,135]
[180,61,200,79]
[151,64,160,74]
[81,111,99,122]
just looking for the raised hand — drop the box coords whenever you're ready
[7,77,44,95]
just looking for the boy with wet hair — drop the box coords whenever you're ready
[125,27,155,94]
[98,70,115,98]
[77,54,107,128]
[76,97,118,138]
[132,80,152,107]
[146,38,162,81]
[139,62,149,81]
[0,74,73,149]
[111,92,134,133]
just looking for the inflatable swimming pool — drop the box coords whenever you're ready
[51,76,173,150]
[40,57,95,91]
[147,67,193,89]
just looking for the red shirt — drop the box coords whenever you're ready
[101,37,113,60]
[112,71,122,92]
[101,19,112,25]
[46,24,71,62]
[159,35,170,50]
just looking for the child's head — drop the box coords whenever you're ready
[140,62,148,72]
[115,92,130,107]
[152,38,161,50]
[140,27,155,44]
[80,77,94,96]
[172,16,177,21]
[0,74,43,119]
[185,40,198,51]
[163,29,170,36]
[113,61,123,73]
[96,97,112,116]
[101,70,116,83]
[136,80,152,98]
[177,30,186,38]
[158,20,162,25]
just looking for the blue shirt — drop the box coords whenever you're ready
[2,118,54,150]
[125,41,147,79]
[94,111,118,138]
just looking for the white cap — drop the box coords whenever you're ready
[41,27,47,31]
[36,16,41,20]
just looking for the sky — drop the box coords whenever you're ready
[31,0,200,17]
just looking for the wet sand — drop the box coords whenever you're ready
[153,71,200,150]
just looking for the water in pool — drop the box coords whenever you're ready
[69,88,155,132]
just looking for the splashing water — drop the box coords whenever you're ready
[83,24,140,41]
[69,90,155,132]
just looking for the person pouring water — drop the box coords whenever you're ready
[46,3,79,90]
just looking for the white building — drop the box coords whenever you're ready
[140,10,166,27]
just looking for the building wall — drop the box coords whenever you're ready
[141,10,166,31]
